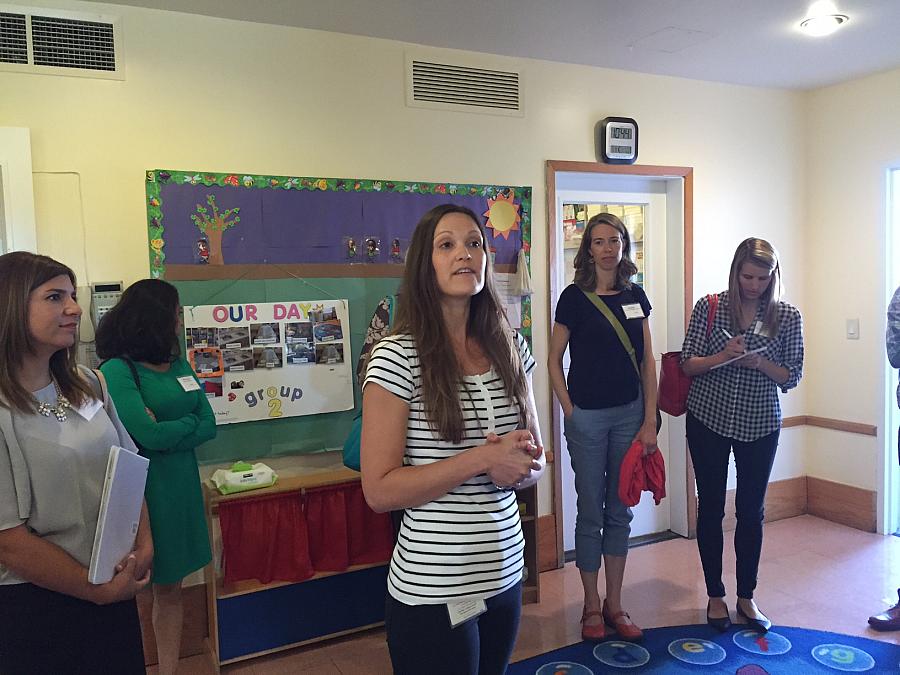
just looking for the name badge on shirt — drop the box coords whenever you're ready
[177,375,201,392]
[447,598,487,628]
[75,398,103,421]
[752,321,772,338]
[622,303,644,319]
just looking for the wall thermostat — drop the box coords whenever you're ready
[598,116,638,165]
[90,281,124,328]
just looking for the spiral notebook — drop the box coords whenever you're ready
[88,445,149,584]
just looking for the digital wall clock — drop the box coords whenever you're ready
[598,116,638,165]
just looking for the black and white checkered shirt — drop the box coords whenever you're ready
[681,291,804,442]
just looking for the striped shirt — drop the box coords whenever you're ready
[363,332,536,606]
[681,291,804,442]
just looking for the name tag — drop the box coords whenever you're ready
[447,598,487,628]
[753,321,772,337]
[76,398,103,421]
[622,303,644,319]
[177,375,201,392]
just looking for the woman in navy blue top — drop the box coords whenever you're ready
[549,212,659,643]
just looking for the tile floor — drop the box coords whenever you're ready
[153,515,900,674]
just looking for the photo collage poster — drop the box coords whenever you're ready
[183,300,353,424]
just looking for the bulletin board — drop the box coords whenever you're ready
[146,169,532,463]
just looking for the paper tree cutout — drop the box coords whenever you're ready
[190,194,241,265]
[483,190,521,240]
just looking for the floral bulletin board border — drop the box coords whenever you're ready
[146,169,533,338]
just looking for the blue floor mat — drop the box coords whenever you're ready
[509,624,900,673]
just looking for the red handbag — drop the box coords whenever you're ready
[658,294,718,416]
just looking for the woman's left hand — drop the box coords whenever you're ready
[735,353,763,369]
[117,541,153,580]
[633,423,658,456]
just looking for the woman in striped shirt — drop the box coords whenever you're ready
[361,204,545,675]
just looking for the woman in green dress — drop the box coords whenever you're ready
[97,279,215,675]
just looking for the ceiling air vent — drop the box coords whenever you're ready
[0,5,123,79]
[0,12,28,64]
[407,56,523,117]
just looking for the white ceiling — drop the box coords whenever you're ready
[84,0,900,90]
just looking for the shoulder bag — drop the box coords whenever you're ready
[658,293,718,416]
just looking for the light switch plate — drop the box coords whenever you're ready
[846,318,859,340]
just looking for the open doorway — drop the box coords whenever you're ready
[546,161,693,565]
[883,168,900,536]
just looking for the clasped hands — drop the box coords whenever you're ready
[484,429,542,490]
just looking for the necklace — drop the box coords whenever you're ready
[37,381,72,422]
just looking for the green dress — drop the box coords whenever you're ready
[100,357,215,584]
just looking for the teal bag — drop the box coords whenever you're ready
[343,295,395,472]
[342,415,363,471]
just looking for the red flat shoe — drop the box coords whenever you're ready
[581,609,606,641]
[602,599,644,642]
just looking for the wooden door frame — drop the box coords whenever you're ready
[545,160,695,567]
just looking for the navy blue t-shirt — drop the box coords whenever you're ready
[554,283,652,409]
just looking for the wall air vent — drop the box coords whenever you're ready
[0,12,27,64]
[31,15,115,71]
[0,5,123,79]
[407,55,523,117]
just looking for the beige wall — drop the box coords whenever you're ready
[1,1,813,513]
[803,67,900,494]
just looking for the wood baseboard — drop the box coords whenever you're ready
[807,476,876,532]
[720,476,807,533]
[781,415,877,436]
[137,583,209,666]
[537,514,558,572]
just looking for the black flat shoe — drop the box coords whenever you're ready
[706,601,732,632]
[736,603,772,633]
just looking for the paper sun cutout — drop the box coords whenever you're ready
[484,191,521,240]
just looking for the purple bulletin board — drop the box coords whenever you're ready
[146,169,534,337]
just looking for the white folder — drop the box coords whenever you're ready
[88,445,149,584]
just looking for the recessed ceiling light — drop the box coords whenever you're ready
[800,1,849,37]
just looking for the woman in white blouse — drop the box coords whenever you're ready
[361,204,544,675]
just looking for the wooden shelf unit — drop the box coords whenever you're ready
[203,467,389,668]
[517,484,541,604]
[203,467,541,668]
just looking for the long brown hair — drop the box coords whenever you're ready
[0,252,93,414]
[572,212,638,291]
[727,237,783,336]
[392,204,531,444]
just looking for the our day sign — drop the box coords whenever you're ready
[182,300,353,424]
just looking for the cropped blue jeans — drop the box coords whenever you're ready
[564,395,644,571]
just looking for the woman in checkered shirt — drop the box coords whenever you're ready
[680,238,803,634]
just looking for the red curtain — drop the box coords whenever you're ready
[218,492,314,586]
[345,484,395,565]
[304,485,350,572]
[217,482,395,586]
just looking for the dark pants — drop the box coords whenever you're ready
[385,582,522,675]
[686,413,779,600]
[0,582,145,674]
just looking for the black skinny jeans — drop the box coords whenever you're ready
[385,582,522,675]
[686,412,779,600]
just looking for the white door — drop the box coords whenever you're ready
[554,176,687,554]
[0,127,37,254]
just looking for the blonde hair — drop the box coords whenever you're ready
[727,237,783,336]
